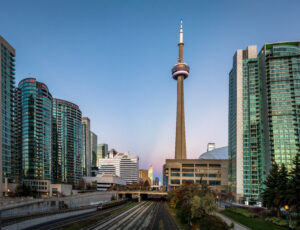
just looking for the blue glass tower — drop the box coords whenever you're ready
[16,78,53,181]
[52,98,82,185]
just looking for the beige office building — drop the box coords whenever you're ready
[163,147,228,193]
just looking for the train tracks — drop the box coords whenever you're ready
[10,200,178,230]
[83,201,158,230]
[24,202,131,230]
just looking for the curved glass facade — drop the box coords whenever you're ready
[17,78,52,180]
[52,99,82,185]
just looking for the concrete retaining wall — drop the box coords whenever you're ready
[0,191,116,217]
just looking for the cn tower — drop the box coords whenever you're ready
[172,19,190,160]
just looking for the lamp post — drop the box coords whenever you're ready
[216,195,219,208]
[284,205,290,230]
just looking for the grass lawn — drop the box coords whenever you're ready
[220,210,285,230]
[165,204,190,230]
[61,202,137,230]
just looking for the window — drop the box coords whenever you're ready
[209,180,221,185]
[182,173,194,177]
[171,168,180,172]
[171,173,180,177]
[195,173,207,177]
[171,179,180,184]
[182,168,194,172]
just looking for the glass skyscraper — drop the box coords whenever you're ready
[16,78,52,181]
[97,144,108,164]
[90,131,97,167]
[0,36,15,191]
[229,42,300,201]
[82,117,91,176]
[260,42,300,170]
[52,99,82,185]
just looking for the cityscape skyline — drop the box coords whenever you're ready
[1,0,300,179]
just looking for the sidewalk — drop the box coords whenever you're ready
[214,212,250,230]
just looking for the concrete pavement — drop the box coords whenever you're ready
[214,212,250,230]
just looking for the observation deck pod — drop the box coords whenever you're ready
[172,62,190,80]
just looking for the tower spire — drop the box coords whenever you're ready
[178,18,184,63]
[179,18,183,44]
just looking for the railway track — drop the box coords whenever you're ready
[17,200,172,230]
[124,201,159,230]
[83,201,151,230]
[83,201,172,230]
[23,201,131,230]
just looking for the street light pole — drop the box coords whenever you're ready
[284,205,290,230]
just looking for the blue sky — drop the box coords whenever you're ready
[1,0,300,179]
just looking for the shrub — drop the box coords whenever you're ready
[265,217,298,228]
[194,215,230,230]
[265,217,286,226]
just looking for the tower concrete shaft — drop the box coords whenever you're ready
[175,74,187,159]
[172,19,189,160]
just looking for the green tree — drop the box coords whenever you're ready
[287,153,300,211]
[191,194,217,220]
[262,162,281,216]
[169,182,216,225]
[278,164,289,209]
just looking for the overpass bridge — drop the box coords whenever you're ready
[117,190,167,202]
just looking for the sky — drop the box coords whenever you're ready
[1,0,300,180]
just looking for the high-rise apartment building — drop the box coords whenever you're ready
[15,78,53,181]
[82,117,91,176]
[97,144,108,166]
[0,36,15,196]
[90,131,97,167]
[229,42,300,201]
[52,99,82,185]
[98,152,139,184]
